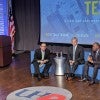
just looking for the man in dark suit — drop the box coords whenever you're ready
[32,43,52,81]
[65,37,85,80]
[80,42,100,85]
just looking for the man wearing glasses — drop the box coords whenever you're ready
[32,43,52,81]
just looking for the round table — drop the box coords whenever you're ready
[54,57,66,75]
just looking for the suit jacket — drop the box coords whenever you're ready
[32,48,51,63]
[91,50,100,65]
[67,45,85,64]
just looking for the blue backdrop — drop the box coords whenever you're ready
[0,0,8,35]
[40,0,100,44]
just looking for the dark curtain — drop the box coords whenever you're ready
[13,0,40,51]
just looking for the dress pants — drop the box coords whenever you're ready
[66,61,80,74]
[83,61,100,81]
[33,61,52,75]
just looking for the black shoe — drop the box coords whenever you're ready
[79,78,88,82]
[88,81,95,85]
[34,74,38,77]
[65,73,69,80]
[12,53,17,57]
[44,73,49,79]
[37,75,42,81]
[40,73,44,78]
[71,73,75,79]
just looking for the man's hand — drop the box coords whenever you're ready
[38,60,44,64]
[43,60,49,63]
[88,59,94,63]
[88,56,93,63]
[38,60,49,64]
[69,60,75,65]
[90,60,94,63]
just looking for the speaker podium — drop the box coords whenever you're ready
[0,35,12,67]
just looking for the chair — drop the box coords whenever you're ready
[30,51,52,77]
[75,51,100,80]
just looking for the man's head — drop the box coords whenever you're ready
[71,37,78,46]
[92,42,100,52]
[40,43,47,51]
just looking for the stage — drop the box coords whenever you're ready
[0,52,100,100]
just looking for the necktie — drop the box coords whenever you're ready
[73,46,76,61]
[41,51,45,60]
[95,51,98,60]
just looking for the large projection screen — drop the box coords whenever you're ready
[40,0,100,44]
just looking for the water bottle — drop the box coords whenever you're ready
[60,51,63,57]
[56,52,59,58]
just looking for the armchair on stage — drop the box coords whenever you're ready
[30,51,52,77]
[75,51,100,81]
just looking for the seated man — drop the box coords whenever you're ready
[32,43,52,81]
[80,42,100,85]
[65,37,85,80]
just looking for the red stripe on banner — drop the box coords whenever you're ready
[9,8,16,53]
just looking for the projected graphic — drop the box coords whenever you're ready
[40,0,100,44]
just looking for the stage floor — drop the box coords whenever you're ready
[0,52,100,100]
